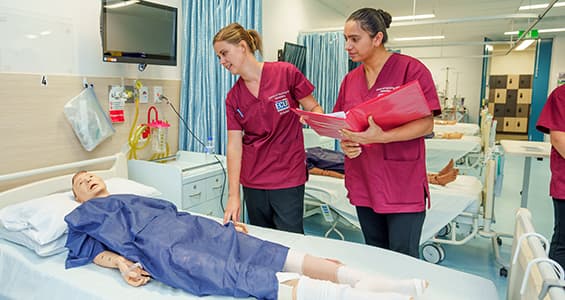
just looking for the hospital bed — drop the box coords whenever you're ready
[507,209,565,300]
[426,111,497,175]
[0,153,499,300]
[433,122,480,136]
[304,157,509,269]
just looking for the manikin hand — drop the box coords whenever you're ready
[223,196,241,224]
[233,222,249,234]
[116,259,151,287]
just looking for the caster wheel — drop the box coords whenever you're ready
[497,237,502,246]
[422,243,445,264]
[500,267,508,277]
[437,224,452,238]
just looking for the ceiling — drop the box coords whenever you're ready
[314,0,565,48]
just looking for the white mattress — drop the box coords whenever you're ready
[434,123,480,136]
[304,175,483,244]
[425,136,482,172]
[0,221,497,300]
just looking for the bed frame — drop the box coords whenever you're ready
[507,209,565,300]
[0,153,127,209]
[0,152,500,300]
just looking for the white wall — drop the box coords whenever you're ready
[262,0,345,62]
[0,0,182,79]
[490,47,536,75]
[549,36,565,93]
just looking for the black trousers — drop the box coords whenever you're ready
[550,198,565,269]
[356,206,425,258]
[243,185,305,234]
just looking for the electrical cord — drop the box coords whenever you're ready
[161,95,228,212]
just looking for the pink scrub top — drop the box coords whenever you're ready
[333,53,441,213]
[536,85,565,199]
[225,62,314,189]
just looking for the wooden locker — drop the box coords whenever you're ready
[494,89,507,104]
[515,117,528,133]
[517,89,532,104]
[495,75,508,89]
[495,117,505,132]
[488,88,495,103]
[507,75,519,89]
[504,102,517,117]
[503,117,516,132]
[488,103,495,115]
[519,74,532,88]
[516,104,530,117]
[494,104,505,117]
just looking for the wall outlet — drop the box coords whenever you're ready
[153,86,163,103]
[139,86,149,103]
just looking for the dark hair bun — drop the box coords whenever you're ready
[377,9,392,28]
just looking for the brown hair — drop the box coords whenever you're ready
[347,8,392,43]
[213,23,263,56]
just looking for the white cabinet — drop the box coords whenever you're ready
[128,151,228,218]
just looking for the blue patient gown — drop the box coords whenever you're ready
[64,195,289,300]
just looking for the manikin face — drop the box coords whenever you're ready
[213,40,247,75]
[72,172,108,203]
[343,20,382,62]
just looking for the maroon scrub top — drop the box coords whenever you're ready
[225,62,314,189]
[334,53,441,213]
[536,85,565,199]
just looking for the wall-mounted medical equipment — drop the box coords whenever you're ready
[127,81,170,160]
[100,0,178,69]
[63,87,115,151]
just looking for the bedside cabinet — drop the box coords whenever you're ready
[128,151,228,218]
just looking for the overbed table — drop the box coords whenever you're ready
[500,140,551,208]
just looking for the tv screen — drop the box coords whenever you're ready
[101,0,177,66]
[282,42,307,75]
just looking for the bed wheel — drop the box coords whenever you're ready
[496,237,502,246]
[499,267,508,277]
[422,243,445,264]
[437,224,452,238]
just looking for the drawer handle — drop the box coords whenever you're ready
[189,192,202,197]
[212,185,222,189]
[206,211,214,216]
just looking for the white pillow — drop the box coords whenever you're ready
[0,226,68,256]
[0,177,162,248]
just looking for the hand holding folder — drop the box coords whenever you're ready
[292,80,432,139]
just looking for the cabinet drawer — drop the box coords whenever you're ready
[517,89,532,104]
[189,198,223,218]
[207,173,226,199]
[182,180,207,209]
[494,89,507,104]
[514,117,528,133]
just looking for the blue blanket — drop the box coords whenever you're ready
[64,194,288,299]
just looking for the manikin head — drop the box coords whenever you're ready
[71,171,110,203]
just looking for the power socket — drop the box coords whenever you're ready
[139,86,149,103]
[153,86,163,103]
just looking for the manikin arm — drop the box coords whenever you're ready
[93,250,150,287]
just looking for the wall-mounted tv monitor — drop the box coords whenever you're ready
[282,42,307,75]
[101,0,177,66]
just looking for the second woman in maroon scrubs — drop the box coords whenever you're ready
[213,23,323,233]
[336,8,441,257]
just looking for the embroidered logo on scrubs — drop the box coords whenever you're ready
[275,99,289,112]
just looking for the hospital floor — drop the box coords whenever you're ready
[303,152,553,300]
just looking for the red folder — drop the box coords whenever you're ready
[292,80,432,139]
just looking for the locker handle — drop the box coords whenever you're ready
[509,79,513,84]
[520,93,523,98]
[506,121,509,126]
[189,192,202,197]
[517,122,521,127]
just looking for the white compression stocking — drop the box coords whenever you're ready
[283,249,305,274]
[296,276,412,300]
[337,266,428,297]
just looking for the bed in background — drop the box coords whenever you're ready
[0,153,498,300]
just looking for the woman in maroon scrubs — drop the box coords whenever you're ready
[336,8,441,257]
[213,23,323,233]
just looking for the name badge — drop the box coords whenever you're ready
[275,99,289,112]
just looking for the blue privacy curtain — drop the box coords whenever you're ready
[298,31,348,112]
[179,0,262,154]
